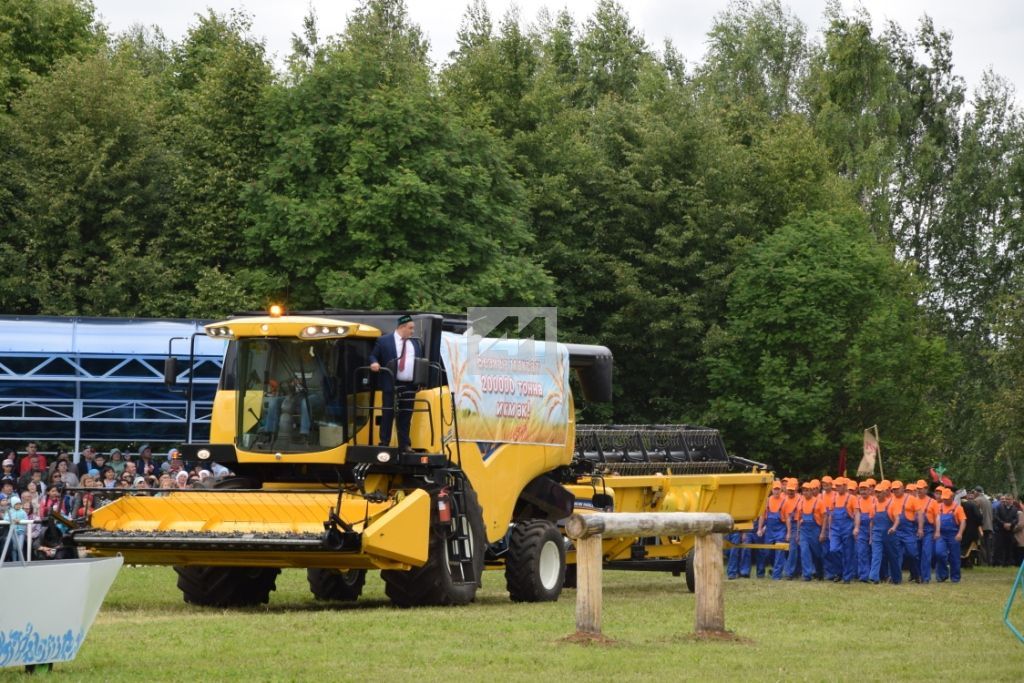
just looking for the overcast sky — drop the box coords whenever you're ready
[91,1,1023,100]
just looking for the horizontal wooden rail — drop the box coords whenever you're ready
[564,511,734,540]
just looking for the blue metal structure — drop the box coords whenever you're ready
[0,316,226,455]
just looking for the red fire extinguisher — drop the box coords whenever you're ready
[437,488,452,523]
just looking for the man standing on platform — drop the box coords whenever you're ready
[369,315,423,451]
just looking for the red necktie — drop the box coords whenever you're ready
[398,338,408,371]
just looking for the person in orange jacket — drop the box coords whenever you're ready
[854,480,875,582]
[934,487,967,582]
[782,479,802,579]
[798,481,827,580]
[915,479,940,583]
[869,480,894,583]
[887,481,921,584]
[827,477,859,583]
[758,481,790,580]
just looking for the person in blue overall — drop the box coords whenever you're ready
[798,482,825,580]
[828,478,858,583]
[752,514,768,578]
[757,481,790,580]
[869,481,894,583]
[889,481,920,584]
[915,482,939,583]
[782,480,801,579]
[934,487,966,583]
[854,480,875,582]
[726,531,751,579]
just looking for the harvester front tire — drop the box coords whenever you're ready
[173,476,279,608]
[685,548,696,593]
[505,520,565,602]
[175,565,281,607]
[381,487,485,607]
[307,568,366,602]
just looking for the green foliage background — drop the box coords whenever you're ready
[1,0,1022,488]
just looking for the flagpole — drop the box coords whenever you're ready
[874,425,884,481]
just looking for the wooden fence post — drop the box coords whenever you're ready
[694,531,725,634]
[574,534,603,636]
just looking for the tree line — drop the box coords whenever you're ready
[0,0,1021,490]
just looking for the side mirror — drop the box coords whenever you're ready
[163,357,178,387]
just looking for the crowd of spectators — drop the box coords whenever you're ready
[1,441,234,562]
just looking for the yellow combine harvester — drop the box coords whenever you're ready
[70,310,772,607]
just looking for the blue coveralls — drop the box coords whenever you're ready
[935,503,962,583]
[784,497,800,579]
[798,499,823,581]
[829,492,856,583]
[891,496,920,584]
[919,498,936,583]
[752,524,767,578]
[856,496,873,582]
[763,497,788,580]
[726,531,751,578]
[869,497,893,583]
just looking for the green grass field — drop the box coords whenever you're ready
[5,565,1023,681]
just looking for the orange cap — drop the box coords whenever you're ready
[906,483,917,491]
[786,480,798,491]
[822,476,833,484]
[941,489,953,500]
[916,480,927,489]
[858,481,869,489]
[846,479,857,489]
[891,480,904,490]
[801,481,813,489]
[876,481,891,491]
[834,477,847,487]
[865,478,877,487]
[772,481,782,489]
[809,479,820,488]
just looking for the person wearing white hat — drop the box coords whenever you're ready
[4,494,28,561]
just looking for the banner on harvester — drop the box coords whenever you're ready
[440,331,569,446]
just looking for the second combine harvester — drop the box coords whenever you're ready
[71,310,772,607]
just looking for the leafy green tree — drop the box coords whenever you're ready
[704,211,956,475]
[0,0,105,109]
[162,10,277,316]
[698,0,808,120]
[246,0,551,310]
[1,50,178,316]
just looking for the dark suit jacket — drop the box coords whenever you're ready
[369,334,423,392]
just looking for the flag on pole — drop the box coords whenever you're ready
[858,426,879,477]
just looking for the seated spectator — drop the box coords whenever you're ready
[18,441,47,476]
[174,470,190,489]
[1,457,15,480]
[40,485,65,518]
[101,466,118,489]
[0,493,11,559]
[108,448,126,476]
[56,458,79,488]
[5,495,28,561]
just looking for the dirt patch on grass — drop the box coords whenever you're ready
[559,631,617,646]
[685,629,752,644]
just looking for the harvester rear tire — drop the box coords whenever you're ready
[505,520,565,602]
[381,486,485,608]
[175,565,281,607]
[685,548,696,593]
[307,568,366,601]
[173,476,279,608]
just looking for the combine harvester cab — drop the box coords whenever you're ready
[71,310,609,608]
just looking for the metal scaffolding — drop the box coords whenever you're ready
[0,316,226,455]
